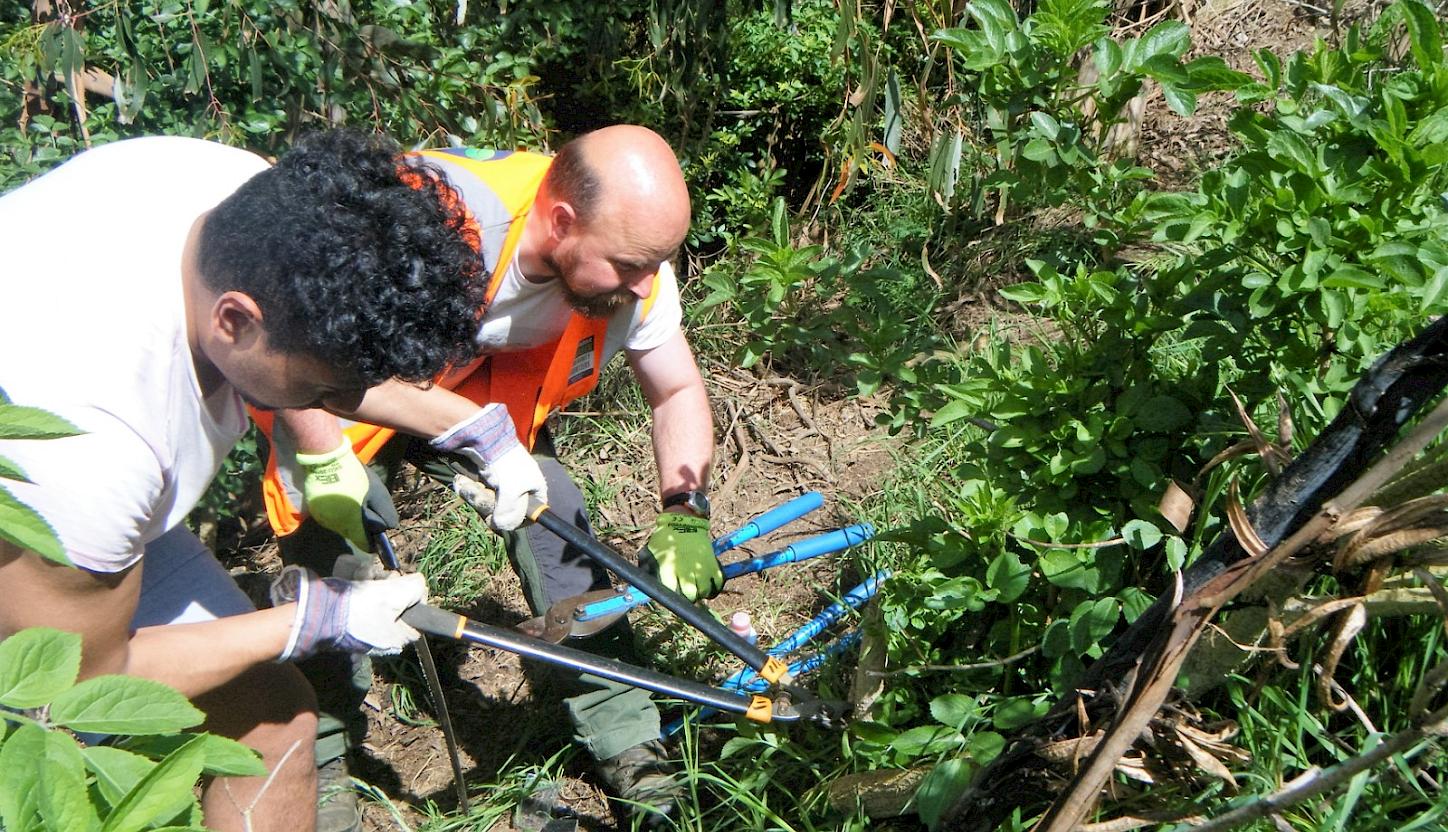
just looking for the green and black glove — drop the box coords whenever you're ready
[641,512,722,601]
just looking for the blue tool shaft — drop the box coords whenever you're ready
[721,524,875,580]
[732,632,863,693]
[576,524,875,623]
[663,631,864,736]
[767,569,889,657]
[712,491,824,555]
[720,570,887,692]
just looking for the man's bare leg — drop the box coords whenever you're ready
[195,662,320,832]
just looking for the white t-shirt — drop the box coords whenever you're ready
[475,251,683,363]
[0,137,267,572]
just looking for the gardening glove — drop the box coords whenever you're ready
[270,565,427,662]
[429,404,547,532]
[640,512,722,601]
[296,440,371,550]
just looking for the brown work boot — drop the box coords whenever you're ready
[316,757,362,832]
[596,740,681,827]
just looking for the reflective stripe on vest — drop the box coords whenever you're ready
[257,148,661,536]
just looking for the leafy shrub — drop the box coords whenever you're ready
[930,0,1249,228]
[0,627,265,831]
[0,387,79,565]
[0,0,553,188]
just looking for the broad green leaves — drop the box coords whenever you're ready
[50,677,204,736]
[0,393,80,565]
[0,628,262,831]
[0,628,81,709]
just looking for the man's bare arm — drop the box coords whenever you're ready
[277,379,489,452]
[0,541,293,698]
[628,331,714,497]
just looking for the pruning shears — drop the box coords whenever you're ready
[425,483,861,726]
[518,523,876,643]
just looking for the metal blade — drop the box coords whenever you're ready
[413,633,469,810]
[516,588,627,642]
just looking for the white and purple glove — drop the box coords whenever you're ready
[270,565,427,662]
[429,404,548,531]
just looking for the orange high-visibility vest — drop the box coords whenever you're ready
[257,148,661,536]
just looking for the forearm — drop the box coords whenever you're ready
[277,407,344,454]
[125,606,298,698]
[629,334,715,497]
[649,379,714,496]
[330,379,483,439]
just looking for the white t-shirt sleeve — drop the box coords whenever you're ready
[0,406,163,573]
[622,261,683,352]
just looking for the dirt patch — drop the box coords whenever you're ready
[1135,0,1381,187]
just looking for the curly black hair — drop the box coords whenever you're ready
[197,129,485,386]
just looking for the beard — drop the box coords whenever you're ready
[563,285,634,318]
[544,249,636,319]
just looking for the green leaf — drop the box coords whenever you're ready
[0,627,81,708]
[1322,266,1383,290]
[1134,395,1192,432]
[1183,55,1253,90]
[1422,266,1448,313]
[915,758,974,831]
[0,404,81,440]
[84,746,157,809]
[1266,131,1316,173]
[967,730,1005,763]
[1394,0,1442,71]
[39,730,100,832]
[1029,111,1062,140]
[1161,84,1197,116]
[998,282,1048,304]
[1120,586,1155,622]
[1122,519,1162,550]
[930,399,979,429]
[890,725,964,758]
[1165,536,1189,570]
[0,723,45,831]
[930,693,978,729]
[100,735,208,832]
[1094,36,1122,78]
[967,0,1020,55]
[850,721,898,745]
[0,452,29,483]
[992,697,1047,729]
[1068,598,1119,655]
[985,551,1031,602]
[1142,54,1188,86]
[1040,549,1097,591]
[121,734,265,778]
[0,484,69,565]
[50,676,204,735]
[1134,20,1190,64]
[1254,48,1282,88]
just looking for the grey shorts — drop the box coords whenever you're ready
[131,525,255,628]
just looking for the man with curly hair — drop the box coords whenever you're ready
[265,125,715,825]
[0,129,528,832]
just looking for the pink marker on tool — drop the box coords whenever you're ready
[729,611,758,645]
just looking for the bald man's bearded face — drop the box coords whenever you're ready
[542,248,637,318]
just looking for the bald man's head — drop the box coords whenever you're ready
[544,125,690,240]
[533,126,693,317]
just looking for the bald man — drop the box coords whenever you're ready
[266,125,714,827]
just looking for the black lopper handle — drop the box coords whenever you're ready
[522,498,785,678]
